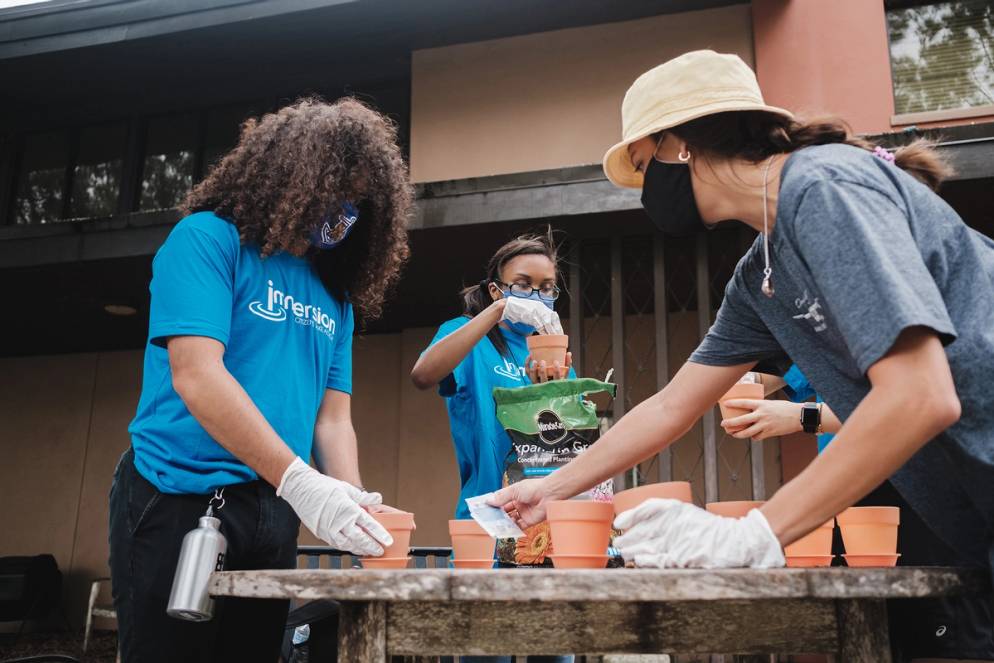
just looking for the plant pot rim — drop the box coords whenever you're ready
[706,501,765,509]
[448,519,490,535]
[526,334,569,348]
[837,506,900,525]
[547,499,614,521]
[371,511,416,530]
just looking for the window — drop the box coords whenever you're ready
[140,113,200,211]
[13,131,68,224]
[68,123,127,219]
[887,1,994,117]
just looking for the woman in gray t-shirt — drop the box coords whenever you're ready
[491,50,994,660]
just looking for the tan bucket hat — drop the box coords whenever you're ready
[602,49,793,188]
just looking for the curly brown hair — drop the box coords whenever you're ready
[182,97,413,323]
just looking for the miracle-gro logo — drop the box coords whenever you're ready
[536,409,568,445]
[248,280,336,338]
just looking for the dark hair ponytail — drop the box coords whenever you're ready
[669,111,953,191]
[461,227,559,357]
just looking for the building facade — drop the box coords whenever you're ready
[1,0,992,626]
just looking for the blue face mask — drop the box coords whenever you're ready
[310,201,359,250]
[501,289,555,336]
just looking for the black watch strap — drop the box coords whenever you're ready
[800,402,820,434]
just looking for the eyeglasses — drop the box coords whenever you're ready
[493,280,560,301]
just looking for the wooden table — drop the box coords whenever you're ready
[210,567,987,662]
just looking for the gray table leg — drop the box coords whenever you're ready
[338,601,387,663]
[835,599,891,663]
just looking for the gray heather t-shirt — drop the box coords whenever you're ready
[690,143,994,566]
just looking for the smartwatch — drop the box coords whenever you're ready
[800,402,821,434]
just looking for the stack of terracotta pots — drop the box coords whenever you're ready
[837,506,900,567]
[545,500,613,568]
[360,511,416,569]
[448,519,496,568]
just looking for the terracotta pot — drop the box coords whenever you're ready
[705,501,764,518]
[613,482,693,516]
[843,553,900,568]
[526,334,569,377]
[718,383,764,426]
[451,559,495,569]
[363,511,415,561]
[549,554,610,569]
[785,555,834,568]
[449,519,496,561]
[784,519,835,557]
[361,556,410,569]
[837,507,899,555]
[546,500,613,556]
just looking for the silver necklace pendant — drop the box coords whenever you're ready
[761,275,775,298]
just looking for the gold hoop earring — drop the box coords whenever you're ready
[678,149,691,163]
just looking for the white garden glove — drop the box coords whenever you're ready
[613,498,785,569]
[277,457,393,557]
[501,297,563,335]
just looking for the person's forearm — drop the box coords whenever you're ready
[545,392,697,501]
[410,300,504,389]
[312,420,362,487]
[820,403,841,434]
[173,364,295,487]
[762,386,957,545]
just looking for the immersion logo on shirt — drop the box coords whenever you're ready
[248,279,337,339]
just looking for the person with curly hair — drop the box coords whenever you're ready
[109,97,414,663]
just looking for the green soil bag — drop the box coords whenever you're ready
[492,378,616,566]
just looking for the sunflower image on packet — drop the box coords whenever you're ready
[492,378,617,566]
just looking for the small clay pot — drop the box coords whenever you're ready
[785,555,834,568]
[843,553,900,568]
[705,501,764,518]
[784,519,835,557]
[549,554,610,569]
[449,519,496,561]
[526,334,569,377]
[546,500,613,556]
[364,511,415,561]
[361,556,411,569]
[837,506,899,555]
[718,383,764,426]
[451,559,495,569]
[613,482,693,516]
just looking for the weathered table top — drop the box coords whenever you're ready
[210,566,988,603]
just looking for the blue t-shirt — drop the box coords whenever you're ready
[429,317,575,519]
[129,212,354,494]
[781,364,835,452]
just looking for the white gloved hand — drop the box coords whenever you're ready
[613,498,785,569]
[277,457,393,556]
[501,297,564,335]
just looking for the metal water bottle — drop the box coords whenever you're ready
[166,506,227,621]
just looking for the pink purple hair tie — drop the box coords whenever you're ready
[873,146,896,163]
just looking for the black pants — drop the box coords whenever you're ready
[833,481,994,662]
[109,448,300,663]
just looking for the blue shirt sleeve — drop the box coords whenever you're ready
[326,301,354,393]
[428,317,472,398]
[148,214,238,348]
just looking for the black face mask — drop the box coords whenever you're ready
[640,157,705,237]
